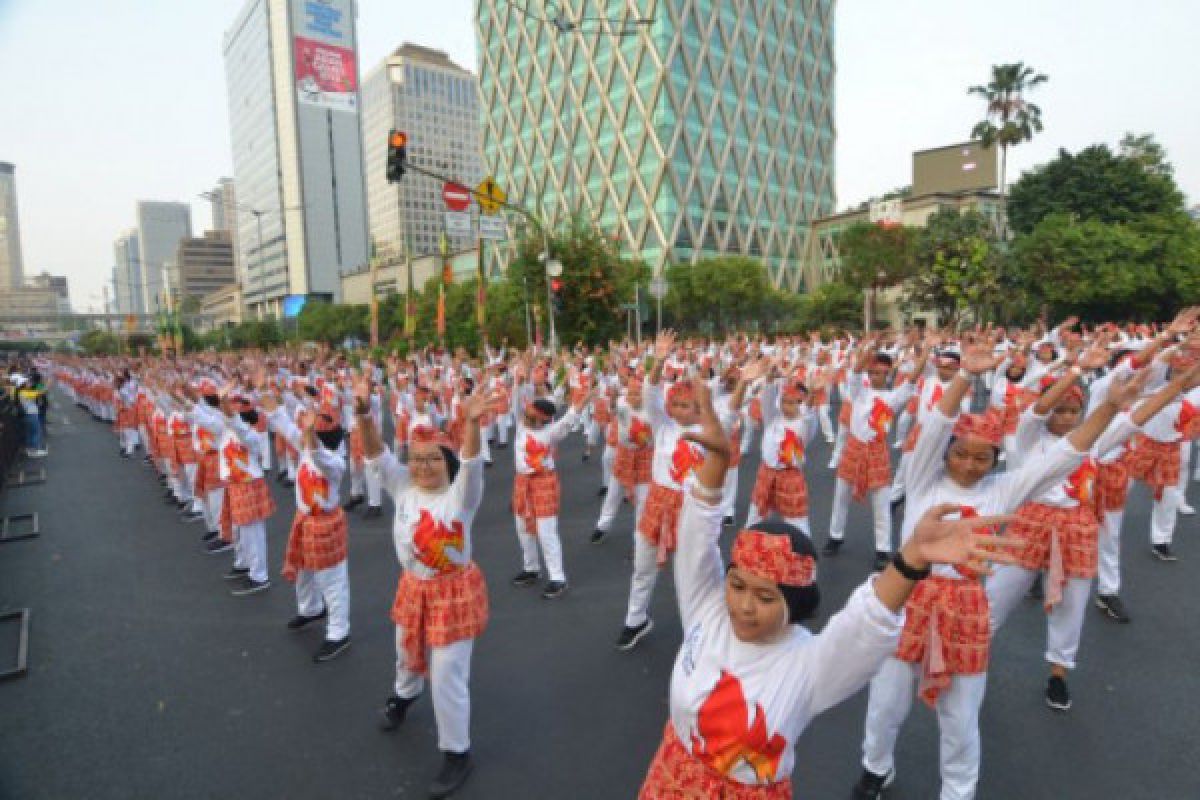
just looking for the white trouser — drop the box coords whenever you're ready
[175,464,193,504]
[120,429,138,454]
[286,453,297,481]
[595,447,622,532]
[394,624,473,753]
[184,464,202,512]
[601,480,649,538]
[721,465,738,519]
[1097,508,1125,595]
[894,410,913,447]
[1193,438,1200,480]
[584,417,601,448]
[480,432,492,463]
[1178,441,1191,499]
[987,566,1091,669]
[1003,434,1018,464]
[350,464,383,507]
[817,405,834,442]
[237,520,268,582]
[890,452,911,502]
[494,414,510,445]
[744,503,810,536]
[862,657,987,800]
[260,435,272,471]
[829,427,848,468]
[625,532,661,628]
[204,487,225,534]
[515,515,565,582]
[740,419,755,456]
[1151,486,1182,545]
[829,479,892,552]
[295,562,350,640]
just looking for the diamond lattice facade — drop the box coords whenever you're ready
[475,0,834,289]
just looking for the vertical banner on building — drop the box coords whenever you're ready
[292,0,357,112]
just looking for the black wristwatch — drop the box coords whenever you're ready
[891,551,931,581]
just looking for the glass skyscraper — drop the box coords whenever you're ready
[0,162,26,290]
[475,0,834,289]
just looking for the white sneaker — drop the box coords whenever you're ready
[1179,503,1196,516]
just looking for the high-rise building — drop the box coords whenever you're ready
[173,231,237,304]
[26,272,70,313]
[0,162,26,289]
[207,177,241,275]
[223,0,370,317]
[476,1,835,289]
[361,44,484,261]
[135,201,192,313]
[113,229,144,315]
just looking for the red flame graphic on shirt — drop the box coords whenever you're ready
[777,428,804,467]
[629,416,653,448]
[412,509,464,573]
[197,428,214,452]
[169,417,189,437]
[1066,459,1097,506]
[297,462,328,511]
[669,438,705,484]
[1177,399,1198,437]
[869,397,894,440]
[222,439,252,484]
[927,383,944,411]
[525,435,550,472]
[690,670,787,783]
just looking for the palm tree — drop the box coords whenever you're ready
[968,62,1048,238]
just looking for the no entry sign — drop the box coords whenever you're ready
[442,183,472,212]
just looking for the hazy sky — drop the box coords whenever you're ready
[1,0,1197,311]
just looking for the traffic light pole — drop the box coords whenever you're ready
[400,160,557,351]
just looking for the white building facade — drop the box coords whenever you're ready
[136,201,192,314]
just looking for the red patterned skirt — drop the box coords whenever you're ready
[638,482,683,566]
[836,435,891,501]
[282,509,349,581]
[615,445,653,492]
[391,563,488,676]
[750,465,809,518]
[116,406,136,431]
[173,434,197,466]
[837,401,852,427]
[512,471,561,532]
[895,576,990,706]
[1125,435,1180,499]
[1094,457,1131,513]
[194,451,224,494]
[1008,501,1098,610]
[639,722,791,800]
[220,478,277,541]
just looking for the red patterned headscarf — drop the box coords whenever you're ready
[731,530,816,588]
[952,409,1003,447]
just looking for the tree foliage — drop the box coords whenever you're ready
[835,222,918,290]
[663,256,803,334]
[905,210,1004,324]
[793,282,863,331]
[968,62,1048,152]
[1006,144,1185,234]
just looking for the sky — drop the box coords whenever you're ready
[1,0,1198,311]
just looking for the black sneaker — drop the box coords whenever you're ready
[175,499,189,510]
[287,609,328,630]
[223,566,250,581]
[597,485,608,497]
[541,580,568,599]
[495,441,508,449]
[231,577,270,596]
[873,551,890,572]
[851,767,895,799]
[182,510,205,523]
[511,570,539,587]
[590,528,608,544]
[205,539,232,555]
[1152,544,1178,562]
[1027,573,1044,599]
[342,495,364,511]
[379,694,418,731]
[362,506,383,520]
[822,538,843,556]
[313,636,350,663]
[1095,594,1131,624]
[890,495,905,515]
[722,515,734,528]
[276,471,288,483]
[615,619,654,651]
[582,451,590,462]
[1045,675,1071,711]
[280,478,294,488]
[429,751,472,800]
[202,530,218,542]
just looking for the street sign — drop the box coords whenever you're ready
[444,212,472,236]
[476,176,506,214]
[442,183,471,212]
[478,214,508,241]
[648,275,668,299]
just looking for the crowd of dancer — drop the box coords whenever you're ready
[46,307,1200,799]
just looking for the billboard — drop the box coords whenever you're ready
[912,142,998,197]
[282,294,308,318]
[294,36,357,111]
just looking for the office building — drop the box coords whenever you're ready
[26,272,70,313]
[0,162,26,289]
[136,201,192,313]
[174,231,237,305]
[113,229,144,315]
[223,0,370,316]
[207,177,241,274]
[476,0,835,288]
[362,44,484,261]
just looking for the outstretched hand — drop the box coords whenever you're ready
[907,504,1017,575]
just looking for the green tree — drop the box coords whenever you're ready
[906,210,1005,324]
[1119,132,1173,177]
[1006,144,1185,234]
[663,256,798,334]
[794,282,864,331]
[835,222,917,291]
[968,62,1048,234]
[79,329,121,355]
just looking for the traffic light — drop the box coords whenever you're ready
[550,278,564,314]
[387,130,408,182]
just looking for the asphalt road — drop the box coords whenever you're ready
[1,392,1198,799]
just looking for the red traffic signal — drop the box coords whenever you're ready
[550,278,563,292]
[387,129,408,183]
